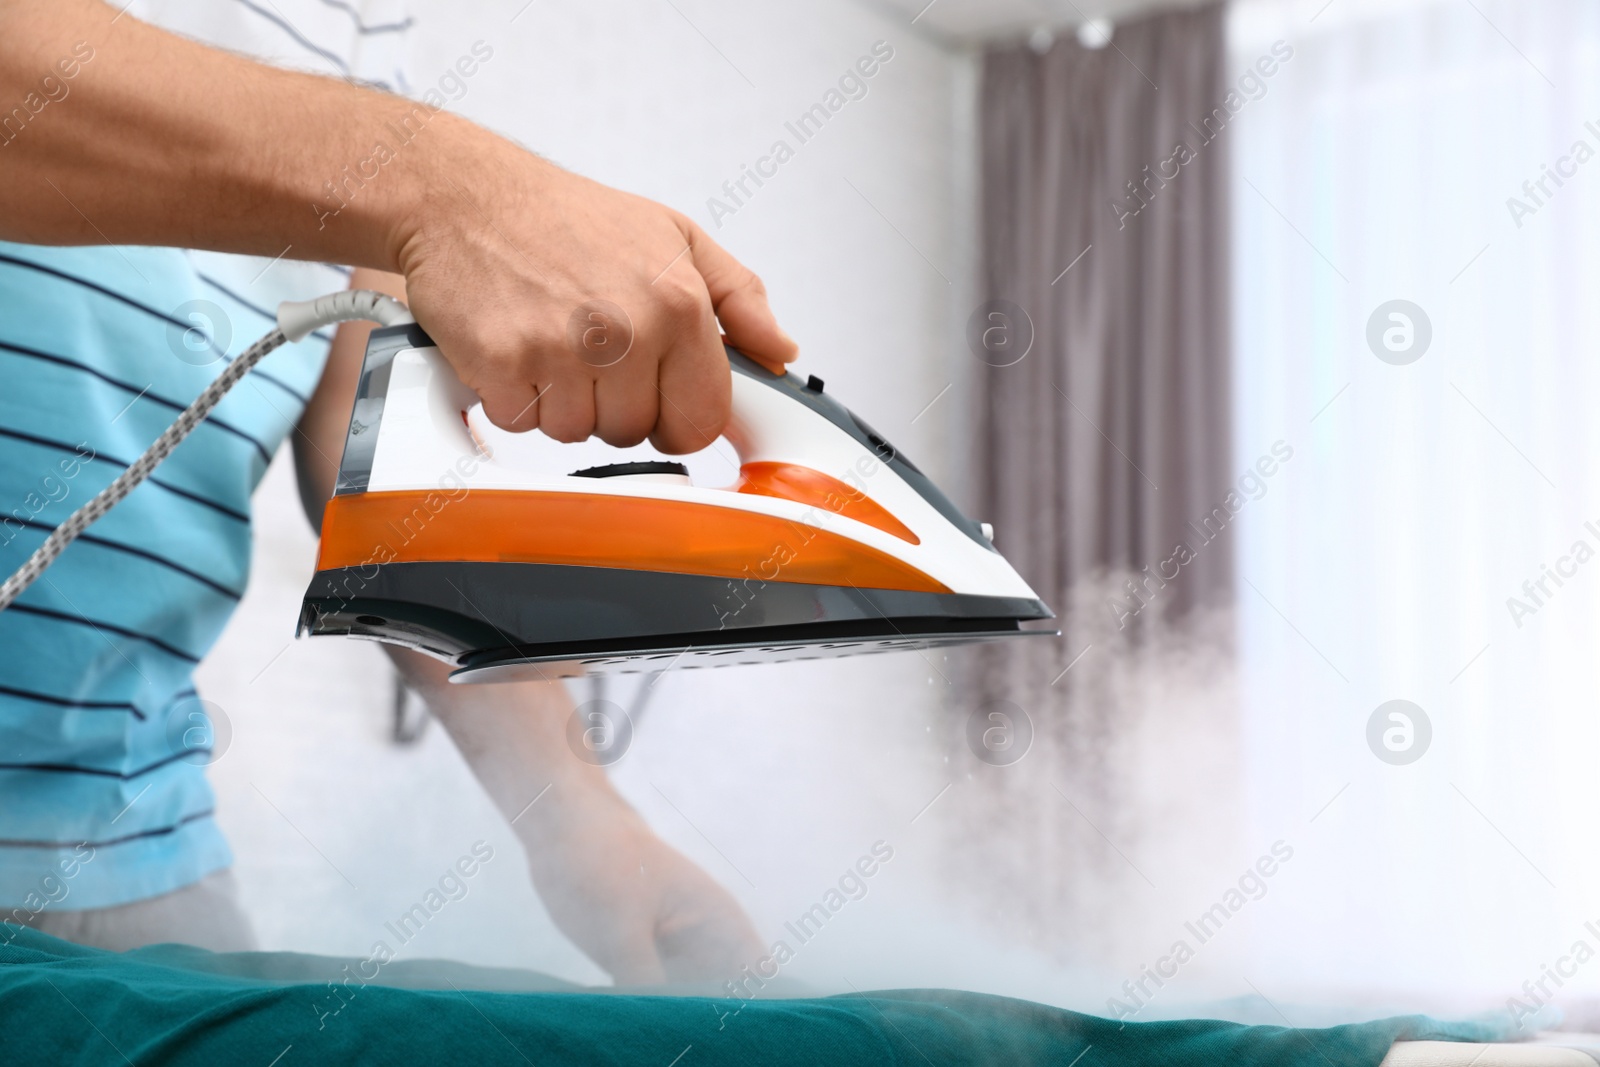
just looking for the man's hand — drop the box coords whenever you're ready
[397,652,764,986]
[397,148,797,451]
[0,0,799,452]
[521,778,765,985]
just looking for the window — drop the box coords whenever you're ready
[1230,0,1600,996]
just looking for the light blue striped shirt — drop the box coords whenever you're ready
[0,244,338,908]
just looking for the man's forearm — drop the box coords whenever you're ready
[0,0,476,272]
[396,650,764,984]
[390,649,613,846]
[6,0,797,469]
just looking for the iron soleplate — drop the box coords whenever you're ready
[450,622,1058,681]
[302,561,1056,681]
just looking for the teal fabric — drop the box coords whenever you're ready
[0,924,1521,1066]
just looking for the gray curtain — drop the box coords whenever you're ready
[943,3,1238,966]
[977,2,1233,632]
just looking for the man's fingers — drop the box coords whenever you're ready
[657,909,765,985]
[682,222,799,373]
[652,348,730,455]
[477,379,544,433]
[649,275,732,455]
[537,376,593,443]
[602,942,668,987]
[593,367,657,448]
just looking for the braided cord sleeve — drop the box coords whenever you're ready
[0,328,288,611]
[0,288,413,612]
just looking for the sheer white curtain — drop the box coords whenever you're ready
[1231,0,1600,1002]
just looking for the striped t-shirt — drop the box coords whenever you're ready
[0,0,411,910]
[0,246,343,907]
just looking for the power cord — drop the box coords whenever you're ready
[0,289,413,611]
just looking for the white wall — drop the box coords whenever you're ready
[198,0,984,989]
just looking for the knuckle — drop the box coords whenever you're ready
[656,279,709,323]
[738,270,767,299]
[664,207,698,238]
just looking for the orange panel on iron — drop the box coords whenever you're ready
[735,462,919,544]
[316,489,949,593]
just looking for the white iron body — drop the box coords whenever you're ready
[300,327,1054,679]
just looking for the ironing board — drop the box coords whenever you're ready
[4,925,1595,1066]
[1383,1041,1600,1066]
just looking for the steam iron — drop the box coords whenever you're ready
[298,325,1056,680]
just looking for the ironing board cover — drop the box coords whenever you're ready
[0,924,1523,1066]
